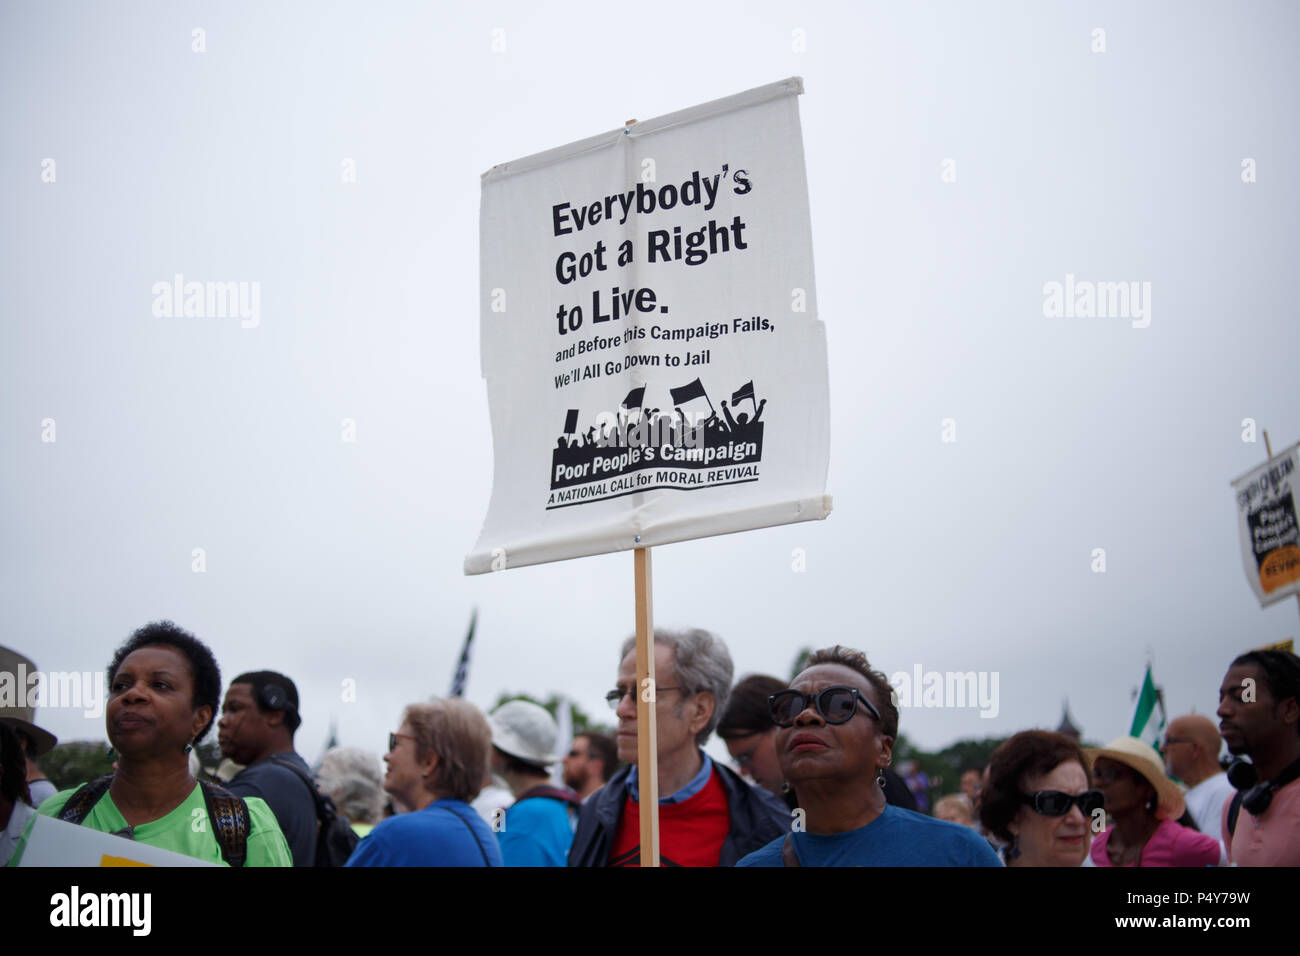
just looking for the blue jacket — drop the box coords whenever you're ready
[499,785,580,866]
[345,799,502,867]
[566,759,788,867]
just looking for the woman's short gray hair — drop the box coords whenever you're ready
[316,746,385,825]
[404,699,492,803]
[620,628,733,746]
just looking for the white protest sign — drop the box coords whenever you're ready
[1231,441,1300,607]
[467,77,830,573]
[17,813,217,866]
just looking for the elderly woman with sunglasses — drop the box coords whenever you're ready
[737,646,999,866]
[345,699,502,867]
[980,731,1100,866]
[1086,737,1221,867]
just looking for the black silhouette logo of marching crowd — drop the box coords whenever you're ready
[549,379,766,496]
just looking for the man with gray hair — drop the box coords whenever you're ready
[567,628,787,866]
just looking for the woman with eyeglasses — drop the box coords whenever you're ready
[345,699,502,866]
[737,646,1000,866]
[980,731,1099,866]
[7,621,292,867]
[1086,736,1221,867]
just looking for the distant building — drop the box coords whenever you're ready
[1056,701,1081,741]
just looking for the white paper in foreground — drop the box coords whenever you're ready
[467,77,830,574]
[18,813,217,866]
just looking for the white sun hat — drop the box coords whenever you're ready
[488,699,560,767]
[1085,735,1186,821]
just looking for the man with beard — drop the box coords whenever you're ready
[1217,649,1300,865]
[562,731,617,802]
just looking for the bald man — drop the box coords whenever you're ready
[1162,714,1234,844]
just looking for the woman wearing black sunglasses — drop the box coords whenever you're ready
[981,731,1098,866]
[737,646,1000,866]
[345,699,503,867]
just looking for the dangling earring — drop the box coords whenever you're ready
[106,746,116,759]
[184,743,193,754]
[877,770,886,789]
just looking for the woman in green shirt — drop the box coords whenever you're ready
[10,621,290,867]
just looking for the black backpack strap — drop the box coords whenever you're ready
[442,803,493,866]
[267,752,359,867]
[1226,790,1245,839]
[59,774,249,867]
[58,774,114,824]
[268,753,328,815]
[200,780,250,868]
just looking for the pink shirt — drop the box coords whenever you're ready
[1222,776,1300,866]
[1090,817,1220,867]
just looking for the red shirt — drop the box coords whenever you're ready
[1090,817,1220,867]
[1223,776,1300,866]
[608,768,730,866]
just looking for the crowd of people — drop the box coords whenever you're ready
[2,622,1297,867]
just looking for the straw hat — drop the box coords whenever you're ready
[0,646,59,757]
[488,700,559,767]
[1086,736,1185,820]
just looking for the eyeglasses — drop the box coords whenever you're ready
[1020,789,1104,816]
[604,686,683,710]
[768,686,881,728]
[388,732,417,752]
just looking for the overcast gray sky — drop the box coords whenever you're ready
[3,1,1297,773]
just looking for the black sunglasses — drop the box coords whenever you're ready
[768,686,881,728]
[1020,789,1104,817]
[388,731,417,752]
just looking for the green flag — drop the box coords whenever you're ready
[1129,665,1164,748]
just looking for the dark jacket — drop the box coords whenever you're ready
[567,758,789,867]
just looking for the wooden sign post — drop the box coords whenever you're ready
[468,82,833,869]
[634,546,660,866]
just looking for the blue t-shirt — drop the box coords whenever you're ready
[498,794,576,867]
[737,804,1002,867]
[345,799,502,867]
